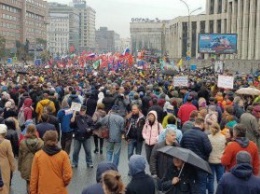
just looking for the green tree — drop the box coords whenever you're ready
[0,35,6,58]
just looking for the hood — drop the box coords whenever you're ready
[147,110,158,121]
[69,94,79,99]
[24,138,43,153]
[96,162,118,182]
[42,145,61,156]
[231,163,253,180]
[166,124,177,130]
[23,98,32,107]
[235,137,249,148]
[129,155,146,176]
[40,99,51,106]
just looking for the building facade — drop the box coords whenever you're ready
[0,0,47,49]
[47,2,80,54]
[86,6,96,51]
[96,27,120,53]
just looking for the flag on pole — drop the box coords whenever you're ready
[177,59,183,68]
[93,60,101,69]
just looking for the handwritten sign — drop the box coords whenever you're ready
[173,76,188,87]
[71,102,81,112]
[217,75,234,89]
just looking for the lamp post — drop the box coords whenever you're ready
[180,0,201,68]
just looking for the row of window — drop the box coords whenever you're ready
[26,0,46,8]
[0,4,20,13]
[25,20,43,28]
[26,12,44,21]
[0,31,20,38]
[2,13,18,21]
[0,22,20,29]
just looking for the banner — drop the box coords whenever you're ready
[217,75,234,89]
[174,76,188,87]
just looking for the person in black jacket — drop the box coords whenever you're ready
[160,157,196,194]
[126,155,155,194]
[102,90,114,113]
[71,105,94,168]
[44,106,61,141]
[181,117,212,194]
[84,92,98,117]
[5,118,19,157]
[0,168,3,191]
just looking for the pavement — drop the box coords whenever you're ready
[11,139,139,194]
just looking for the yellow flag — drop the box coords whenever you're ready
[177,59,183,68]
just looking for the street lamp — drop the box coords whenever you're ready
[180,0,202,66]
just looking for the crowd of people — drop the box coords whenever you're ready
[0,64,260,194]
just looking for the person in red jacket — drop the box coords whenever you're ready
[221,124,259,175]
[177,96,197,125]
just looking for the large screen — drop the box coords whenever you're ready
[198,34,237,54]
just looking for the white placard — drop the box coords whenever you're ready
[173,76,188,87]
[71,102,82,112]
[217,75,234,89]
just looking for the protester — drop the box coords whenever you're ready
[125,104,145,159]
[207,122,226,194]
[18,98,33,127]
[44,106,60,140]
[98,105,125,167]
[4,118,19,158]
[82,162,118,194]
[102,170,125,194]
[0,124,15,194]
[142,111,163,164]
[181,117,212,194]
[36,113,56,139]
[178,96,197,126]
[126,155,155,194]
[221,124,259,175]
[216,151,260,194]
[0,169,3,192]
[181,110,199,133]
[30,130,72,194]
[18,124,43,193]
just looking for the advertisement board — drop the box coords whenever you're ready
[198,34,237,54]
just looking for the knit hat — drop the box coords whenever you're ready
[0,124,7,134]
[236,151,252,164]
[128,155,146,176]
[111,105,120,112]
[225,120,237,129]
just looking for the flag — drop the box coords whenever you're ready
[122,48,130,56]
[93,60,101,70]
[177,59,183,68]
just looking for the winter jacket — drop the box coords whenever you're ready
[160,163,196,194]
[150,141,178,179]
[208,132,226,164]
[113,94,129,117]
[142,111,163,146]
[102,96,114,113]
[5,129,19,157]
[178,103,197,125]
[70,114,94,140]
[126,172,155,194]
[67,94,82,106]
[181,127,212,161]
[81,162,117,194]
[30,146,72,194]
[35,99,56,122]
[216,164,260,194]
[57,108,74,133]
[98,112,125,143]
[36,122,56,139]
[148,105,165,123]
[84,97,97,117]
[221,137,259,175]
[240,112,260,147]
[125,112,145,141]
[0,169,3,188]
[18,138,43,180]
[48,115,60,139]
[20,98,33,121]
[181,120,194,134]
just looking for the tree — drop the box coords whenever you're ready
[36,38,47,49]
[0,35,6,58]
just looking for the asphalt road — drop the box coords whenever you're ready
[11,139,141,194]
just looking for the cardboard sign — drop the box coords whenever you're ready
[174,76,188,87]
[217,75,234,89]
[71,102,81,112]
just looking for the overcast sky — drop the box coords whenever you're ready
[47,0,206,38]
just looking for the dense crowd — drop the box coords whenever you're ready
[0,65,260,194]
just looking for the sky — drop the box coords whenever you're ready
[47,0,206,38]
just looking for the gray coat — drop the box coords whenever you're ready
[99,112,125,143]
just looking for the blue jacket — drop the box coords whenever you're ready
[181,127,212,161]
[82,162,117,194]
[36,122,56,139]
[99,112,125,143]
[216,164,260,194]
[57,108,73,133]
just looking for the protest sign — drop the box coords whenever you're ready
[173,76,188,87]
[217,75,234,89]
[71,102,81,112]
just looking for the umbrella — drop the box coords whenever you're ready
[236,87,260,96]
[158,146,212,174]
[163,69,178,76]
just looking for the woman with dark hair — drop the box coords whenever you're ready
[5,118,19,157]
[18,124,43,194]
[102,170,125,194]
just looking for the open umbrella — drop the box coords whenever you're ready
[158,146,212,174]
[235,87,260,96]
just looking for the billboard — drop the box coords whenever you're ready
[198,34,237,54]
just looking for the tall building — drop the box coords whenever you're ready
[72,0,96,52]
[96,27,120,53]
[47,2,80,54]
[0,0,48,49]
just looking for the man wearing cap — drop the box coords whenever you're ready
[216,151,260,194]
[70,105,94,168]
[98,105,125,167]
